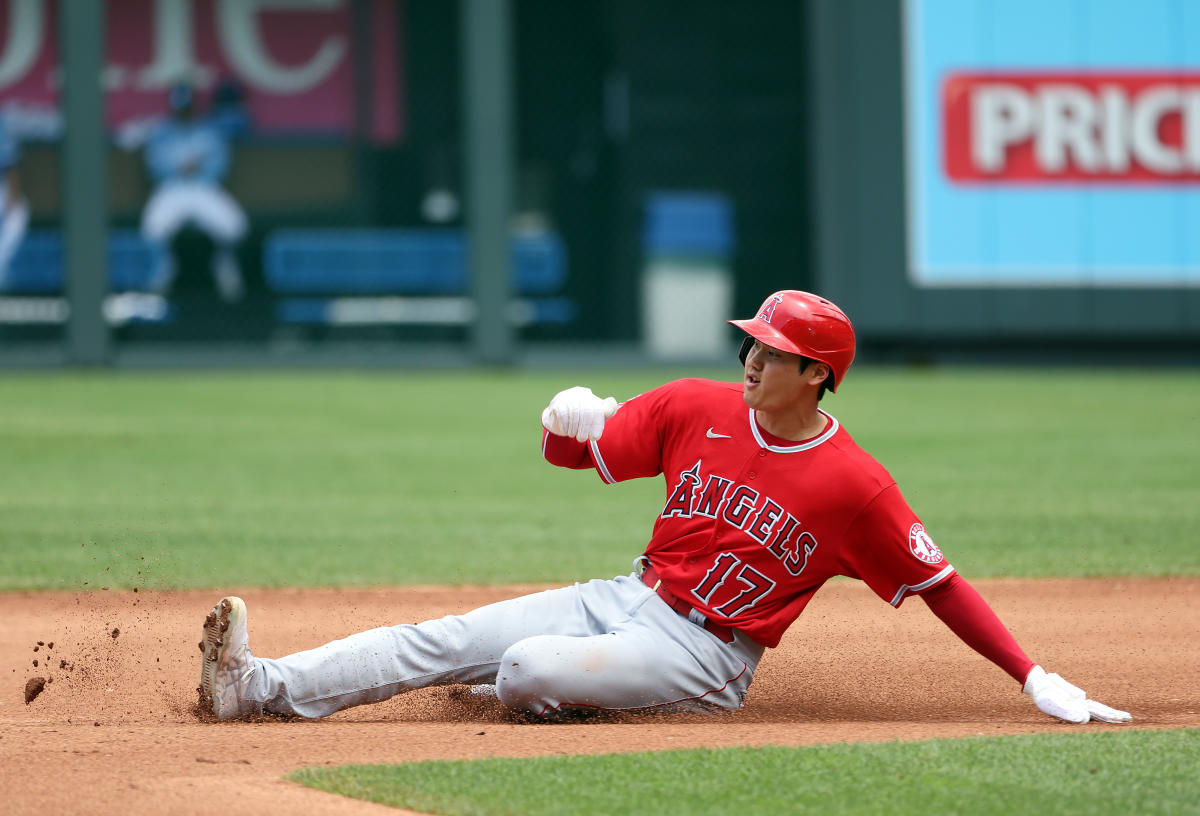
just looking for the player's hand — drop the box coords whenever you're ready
[541,386,619,442]
[1022,665,1132,724]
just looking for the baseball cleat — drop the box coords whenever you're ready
[197,596,260,721]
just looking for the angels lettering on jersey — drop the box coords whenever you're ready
[661,458,818,578]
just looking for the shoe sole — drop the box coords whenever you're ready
[197,596,241,720]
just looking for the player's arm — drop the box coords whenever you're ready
[144,128,176,182]
[540,386,617,469]
[541,427,592,469]
[920,573,1033,683]
[539,383,669,482]
[921,574,1131,724]
[541,386,618,443]
[842,486,1131,725]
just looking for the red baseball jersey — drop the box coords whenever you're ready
[543,378,955,647]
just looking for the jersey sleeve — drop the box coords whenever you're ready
[539,383,670,481]
[541,428,593,469]
[838,483,955,607]
[144,125,173,181]
[583,382,680,484]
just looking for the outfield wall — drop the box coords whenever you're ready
[1,0,1198,365]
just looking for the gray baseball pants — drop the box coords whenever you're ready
[243,572,764,718]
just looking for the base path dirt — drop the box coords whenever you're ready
[2,579,1197,815]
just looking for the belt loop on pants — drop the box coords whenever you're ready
[639,562,737,645]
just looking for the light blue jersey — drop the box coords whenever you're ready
[144,119,230,184]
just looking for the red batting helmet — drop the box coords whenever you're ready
[728,290,856,391]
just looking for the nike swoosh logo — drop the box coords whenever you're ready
[706,428,732,439]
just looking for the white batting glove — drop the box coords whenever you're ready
[1022,665,1132,724]
[541,386,619,442]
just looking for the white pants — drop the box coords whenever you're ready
[248,573,764,718]
[141,181,247,298]
[141,180,247,245]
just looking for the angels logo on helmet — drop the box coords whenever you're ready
[758,295,785,323]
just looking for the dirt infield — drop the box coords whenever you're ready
[2,578,1197,815]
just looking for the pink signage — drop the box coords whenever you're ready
[0,0,403,143]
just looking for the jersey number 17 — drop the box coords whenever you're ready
[690,552,777,618]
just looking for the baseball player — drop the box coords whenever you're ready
[198,290,1131,725]
[0,113,30,286]
[140,82,248,302]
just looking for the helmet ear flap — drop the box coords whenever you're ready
[738,336,754,365]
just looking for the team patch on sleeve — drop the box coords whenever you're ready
[908,523,943,564]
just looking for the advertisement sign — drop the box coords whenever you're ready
[905,0,1200,285]
[0,0,402,142]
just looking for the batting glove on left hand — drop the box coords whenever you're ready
[541,386,619,442]
[1023,665,1132,724]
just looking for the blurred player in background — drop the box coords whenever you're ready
[140,82,248,302]
[0,111,30,286]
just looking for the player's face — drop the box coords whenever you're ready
[742,339,829,415]
[742,339,807,411]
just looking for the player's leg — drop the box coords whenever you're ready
[140,185,188,293]
[186,186,247,301]
[141,184,194,242]
[242,578,632,719]
[494,576,764,715]
[184,185,248,244]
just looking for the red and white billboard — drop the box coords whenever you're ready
[944,72,1200,183]
[0,0,403,142]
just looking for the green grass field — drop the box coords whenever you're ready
[0,367,1196,590]
[291,730,1200,816]
[2,367,1197,814]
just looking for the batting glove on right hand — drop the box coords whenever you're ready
[541,386,619,442]
[1022,665,1132,724]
